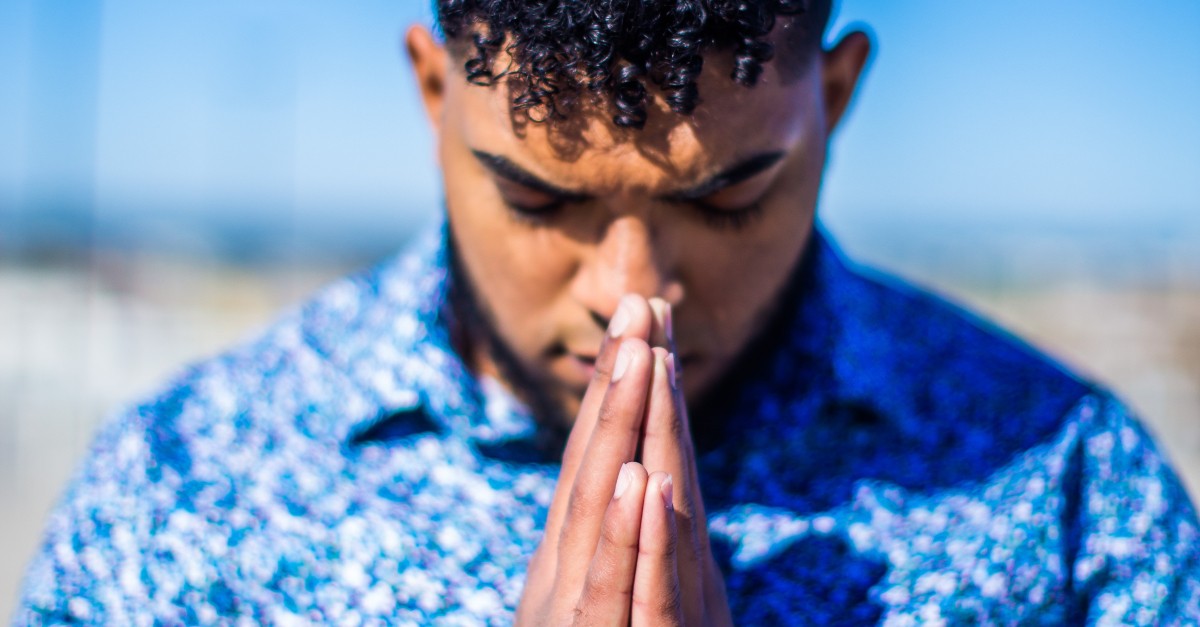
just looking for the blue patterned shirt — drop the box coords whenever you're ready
[15,222,1200,625]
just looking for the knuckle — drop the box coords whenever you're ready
[664,524,679,555]
[575,572,633,623]
[596,401,640,437]
[665,510,705,564]
[647,402,684,436]
[639,528,677,559]
[674,496,699,527]
[594,404,620,430]
[633,585,682,623]
[592,357,614,383]
[660,586,683,620]
[599,516,639,552]
[666,413,687,441]
[570,603,588,626]
[563,491,604,531]
[591,335,625,382]
[676,490,699,521]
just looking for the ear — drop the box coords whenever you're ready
[820,29,872,137]
[405,24,450,136]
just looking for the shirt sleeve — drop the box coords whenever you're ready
[1072,395,1200,625]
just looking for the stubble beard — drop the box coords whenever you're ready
[444,224,574,457]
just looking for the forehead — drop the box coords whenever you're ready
[445,41,823,193]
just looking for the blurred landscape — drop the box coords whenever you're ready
[2,0,1197,619]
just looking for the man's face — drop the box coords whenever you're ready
[410,25,867,425]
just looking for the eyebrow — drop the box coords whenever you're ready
[470,150,590,202]
[662,151,787,201]
[470,149,786,202]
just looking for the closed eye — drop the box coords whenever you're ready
[494,177,566,217]
[678,198,766,231]
[505,197,566,217]
[472,150,588,223]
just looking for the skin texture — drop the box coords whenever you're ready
[406,17,871,624]
[520,294,728,625]
[407,20,871,428]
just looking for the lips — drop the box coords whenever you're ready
[565,352,597,382]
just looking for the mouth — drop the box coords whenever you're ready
[568,352,597,380]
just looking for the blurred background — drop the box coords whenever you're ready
[2,0,1198,616]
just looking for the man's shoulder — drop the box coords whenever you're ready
[823,235,1095,421]
[53,225,449,505]
[743,231,1101,496]
[14,227,492,623]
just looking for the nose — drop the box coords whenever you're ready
[570,215,682,323]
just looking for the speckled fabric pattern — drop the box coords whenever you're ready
[14,222,1200,625]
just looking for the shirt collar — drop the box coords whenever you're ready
[301,216,852,460]
[298,215,537,453]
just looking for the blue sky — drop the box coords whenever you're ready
[824,1,1200,230]
[1,1,1198,255]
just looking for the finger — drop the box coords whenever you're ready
[546,295,654,539]
[641,347,706,622]
[558,295,654,489]
[647,297,672,351]
[575,462,649,626]
[646,341,705,532]
[557,338,655,584]
[632,472,683,627]
[641,348,695,516]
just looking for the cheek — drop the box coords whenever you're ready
[677,150,820,354]
[443,170,579,350]
[479,229,577,313]
[681,216,810,324]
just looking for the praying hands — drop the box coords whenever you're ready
[517,295,733,626]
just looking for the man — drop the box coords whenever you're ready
[16,1,1200,624]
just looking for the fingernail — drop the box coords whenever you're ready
[649,298,666,336]
[664,303,674,344]
[660,475,674,510]
[614,463,633,499]
[665,353,677,390]
[612,343,632,382]
[609,298,632,338]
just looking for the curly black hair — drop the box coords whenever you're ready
[434,0,833,129]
